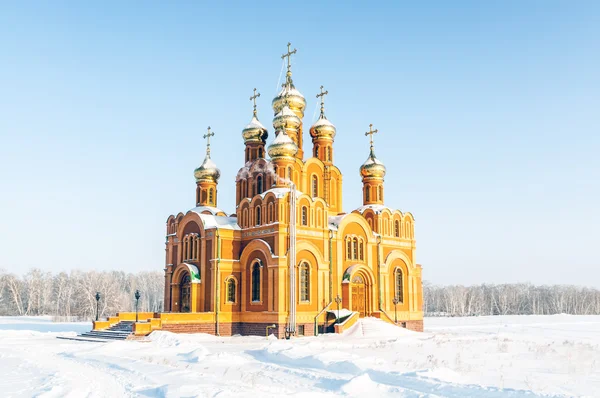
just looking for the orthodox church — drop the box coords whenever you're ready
[110,44,423,338]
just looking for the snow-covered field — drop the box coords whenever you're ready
[0,315,598,397]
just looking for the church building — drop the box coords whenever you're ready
[96,44,423,338]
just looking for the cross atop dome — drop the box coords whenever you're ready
[316,85,329,117]
[281,42,297,85]
[250,88,260,117]
[365,123,379,151]
[203,126,215,157]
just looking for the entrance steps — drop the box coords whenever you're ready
[56,321,134,343]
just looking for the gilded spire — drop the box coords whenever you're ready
[203,126,215,158]
[316,85,328,118]
[250,88,260,117]
[281,42,297,86]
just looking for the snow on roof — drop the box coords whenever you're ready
[277,86,305,99]
[354,204,392,215]
[260,187,303,199]
[275,105,300,119]
[199,214,241,231]
[326,308,353,319]
[328,214,347,231]
[188,206,226,216]
[312,116,335,128]
[244,116,266,131]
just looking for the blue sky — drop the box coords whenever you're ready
[1,2,598,286]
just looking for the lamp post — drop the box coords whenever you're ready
[95,292,101,321]
[134,290,141,322]
[334,294,342,324]
[392,296,399,324]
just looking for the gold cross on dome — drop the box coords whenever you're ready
[281,42,297,83]
[365,124,378,149]
[203,126,215,156]
[250,88,260,116]
[316,85,328,116]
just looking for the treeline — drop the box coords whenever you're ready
[424,282,600,316]
[0,268,164,319]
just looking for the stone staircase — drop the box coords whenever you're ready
[57,321,134,343]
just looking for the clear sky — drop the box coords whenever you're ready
[1,1,598,286]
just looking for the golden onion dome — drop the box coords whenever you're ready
[273,105,301,130]
[309,115,336,139]
[360,149,386,179]
[242,115,268,144]
[272,84,306,115]
[194,155,221,182]
[267,130,298,159]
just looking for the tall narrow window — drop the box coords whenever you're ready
[202,190,208,204]
[209,188,214,205]
[256,175,263,194]
[255,206,261,226]
[352,237,358,259]
[359,239,364,261]
[251,262,261,302]
[287,166,292,181]
[394,220,400,237]
[258,147,263,158]
[365,186,370,202]
[315,145,319,158]
[378,185,383,201]
[346,238,352,259]
[326,146,331,162]
[395,269,404,303]
[227,278,236,303]
[301,206,308,226]
[312,175,318,198]
[299,262,309,301]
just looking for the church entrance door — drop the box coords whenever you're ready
[351,275,366,317]
[180,273,191,313]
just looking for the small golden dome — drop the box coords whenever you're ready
[272,84,306,115]
[360,149,386,179]
[273,105,301,130]
[242,115,268,144]
[268,130,298,159]
[194,155,221,182]
[309,115,336,139]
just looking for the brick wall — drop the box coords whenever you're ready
[405,320,423,332]
[159,322,317,338]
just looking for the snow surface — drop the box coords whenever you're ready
[1,315,599,397]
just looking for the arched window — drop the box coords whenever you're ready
[255,206,261,226]
[312,175,318,198]
[301,206,308,226]
[346,238,352,259]
[395,268,404,303]
[378,185,383,201]
[359,239,364,261]
[226,278,236,303]
[286,166,292,181]
[299,262,310,302]
[256,175,263,194]
[209,188,214,205]
[258,147,263,158]
[352,237,358,259]
[201,190,207,204]
[394,220,400,237]
[315,145,319,158]
[326,146,331,162]
[251,262,261,302]
[365,186,370,202]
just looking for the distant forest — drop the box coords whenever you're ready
[1,269,599,319]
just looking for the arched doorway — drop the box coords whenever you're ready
[351,275,366,317]
[180,273,191,313]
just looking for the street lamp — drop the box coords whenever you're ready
[334,294,342,324]
[392,296,399,324]
[134,290,141,322]
[95,292,101,321]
